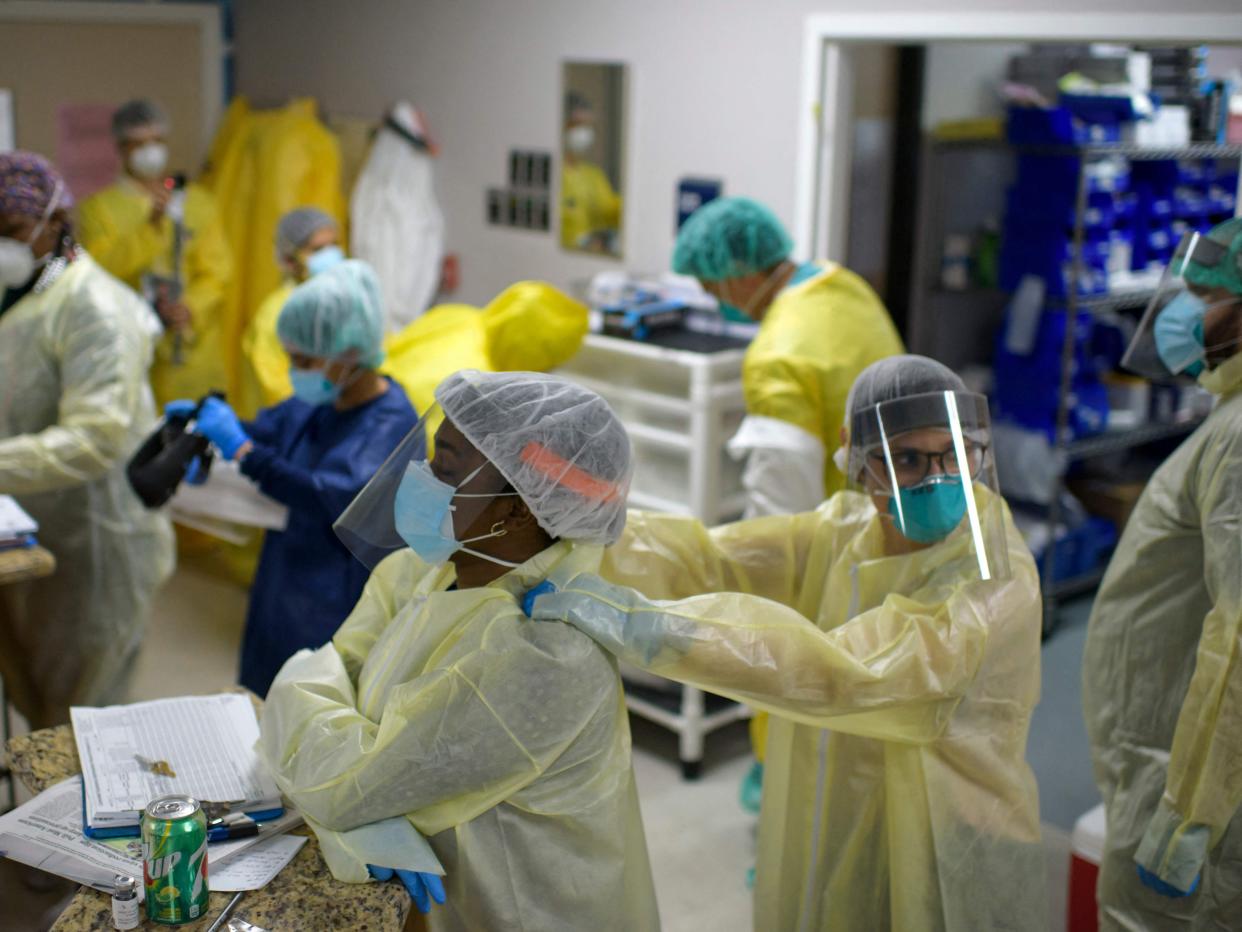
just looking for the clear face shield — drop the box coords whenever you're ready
[845,390,1009,582]
[334,404,521,570]
[1122,230,1242,381]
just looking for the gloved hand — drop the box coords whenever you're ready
[521,580,557,617]
[525,573,682,665]
[1136,864,1199,898]
[367,865,446,915]
[183,454,211,486]
[1133,800,1209,899]
[195,396,250,460]
[164,399,197,420]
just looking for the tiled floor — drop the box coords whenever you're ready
[2,562,1086,931]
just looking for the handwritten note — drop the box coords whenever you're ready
[209,834,308,892]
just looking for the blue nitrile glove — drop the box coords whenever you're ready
[184,456,207,485]
[195,396,250,460]
[1133,800,1209,898]
[522,580,557,617]
[164,399,197,420]
[528,572,682,665]
[367,865,447,915]
[1136,863,1199,898]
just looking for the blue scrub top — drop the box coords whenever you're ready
[237,379,420,695]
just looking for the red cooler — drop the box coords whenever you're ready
[1068,803,1107,932]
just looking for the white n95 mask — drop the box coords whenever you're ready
[0,238,36,288]
[566,126,595,154]
[0,180,63,288]
[129,142,169,180]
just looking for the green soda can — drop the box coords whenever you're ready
[142,795,209,924]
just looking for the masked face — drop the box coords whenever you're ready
[1154,290,1207,378]
[707,266,788,323]
[863,427,981,545]
[392,421,521,567]
[128,141,169,180]
[304,244,345,278]
[286,349,362,406]
[565,125,595,154]
[0,183,65,289]
[0,237,36,289]
[289,366,342,406]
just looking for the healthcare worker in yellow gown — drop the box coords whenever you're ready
[0,152,174,728]
[1083,218,1242,928]
[78,99,233,406]
[242,206,344,413]
[258,371,659,930]
[673,195,904,797]
[198,96,345,400]
[560,93,622,253]
[530,356,1047,932]
[674,196,903,516]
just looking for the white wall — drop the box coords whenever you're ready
[922,43,1029,130]
[233,0,1241,305]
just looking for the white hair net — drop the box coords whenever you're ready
[275,207,338,260]
[845,355,969,429]
[111,99,169,141]
[841,355,986,478]
[436,370,633,545]
[277,259,385,368]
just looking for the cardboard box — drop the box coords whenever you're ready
[1068,478,1148,531]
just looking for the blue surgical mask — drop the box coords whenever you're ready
[716,301,754,324]
[888,475,967,544]
[306,245,345,277]
[289,367,342,406]
[393,460,520,567]
[1154,291,1207,378]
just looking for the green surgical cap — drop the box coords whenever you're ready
[672,196,793,282]
[278,260,386,368]
[1181,218,1242,295]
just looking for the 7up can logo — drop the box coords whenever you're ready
[142,795,210,925]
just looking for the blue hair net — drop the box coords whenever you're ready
[277,260,386,368]
[672,196,793,281]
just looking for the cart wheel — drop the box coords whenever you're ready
[681,759,702,781]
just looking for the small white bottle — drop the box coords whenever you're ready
[111,875,140,930]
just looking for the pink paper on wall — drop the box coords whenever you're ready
[56,103,120,200]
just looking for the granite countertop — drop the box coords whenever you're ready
[0,545,56,586]
[5,726,411,931]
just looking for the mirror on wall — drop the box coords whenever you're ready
[560,61,626,258]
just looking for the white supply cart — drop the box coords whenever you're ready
[558,331,752,778]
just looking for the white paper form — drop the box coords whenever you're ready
[210,835,308,892]
[0,776,137,896]
[71,694,281,828]
[170,460,289,533]
[0,777,304,898]
[0,494,38,538]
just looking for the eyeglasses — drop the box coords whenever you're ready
[866,442,987,488]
